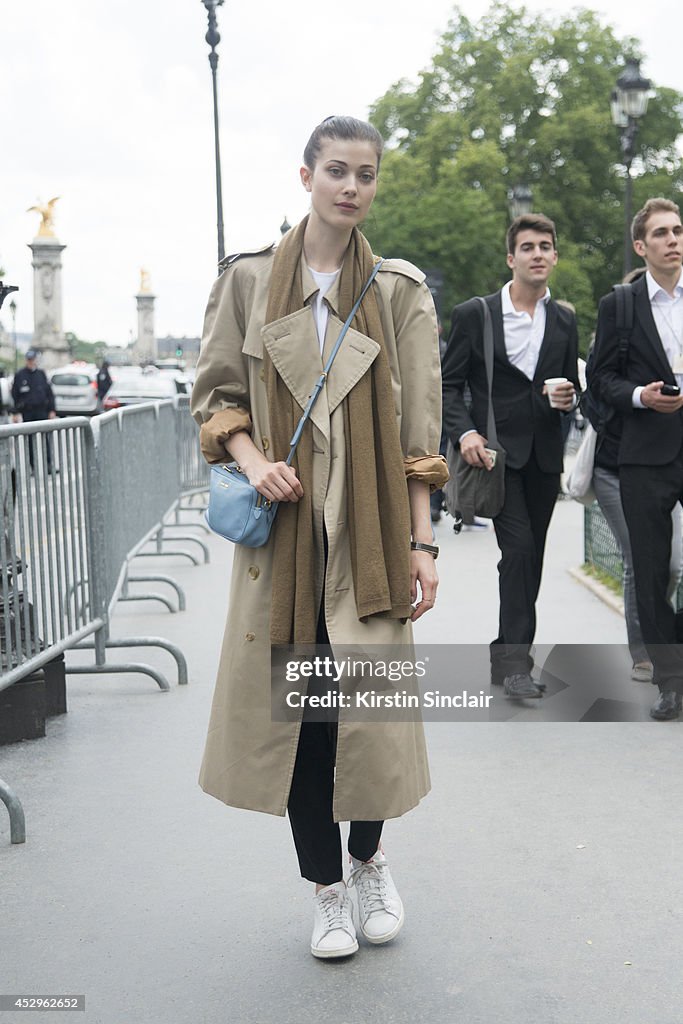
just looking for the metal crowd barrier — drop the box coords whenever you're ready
[584,504,623,585]
[0,397,209,843]
[584,503,683,610]
[0,418,99,689]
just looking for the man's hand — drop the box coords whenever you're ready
[542,380,575,411]
[460,432,494,470]
[641,381,683,414]
[48,411,57,420]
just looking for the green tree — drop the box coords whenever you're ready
[365,3,683,350]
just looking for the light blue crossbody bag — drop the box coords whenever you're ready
[206,260,383,546]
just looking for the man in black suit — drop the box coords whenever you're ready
[591,197,683,720]
[442,214,579,698]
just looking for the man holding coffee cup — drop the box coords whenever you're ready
[442,213,579,697]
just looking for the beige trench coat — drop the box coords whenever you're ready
[191,246,445,822]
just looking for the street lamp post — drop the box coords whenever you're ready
[0,283,19,372]
[507,184,533,221]
[610,58,651,275]
[9,299,17,373]
[201,0,226,264]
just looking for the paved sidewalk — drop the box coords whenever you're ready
[1,501,681,1024]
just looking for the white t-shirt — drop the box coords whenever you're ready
[309,266,341,352]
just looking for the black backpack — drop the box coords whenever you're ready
[583,282,634,434]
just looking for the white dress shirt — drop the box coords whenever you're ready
[632,270,683,407]
[501,280,551,379]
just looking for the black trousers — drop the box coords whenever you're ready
[22,408,52,469]
[490,450,560,680]
[286,611,383,886]
[620,452,683,694]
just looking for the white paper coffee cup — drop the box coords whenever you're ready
[544,377,569,408]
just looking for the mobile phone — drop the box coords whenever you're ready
[483,448,497,467]
[661,384,680,396]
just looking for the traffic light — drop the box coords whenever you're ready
[175,346,183,358]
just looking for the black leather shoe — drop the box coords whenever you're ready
[503,673,543,699]
[650,690,682,721]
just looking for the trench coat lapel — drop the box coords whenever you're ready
[260,309,330,440]
[322,316,380,413]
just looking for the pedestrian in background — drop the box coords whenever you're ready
[442,213,579,699]
[192,116,447,961]
[96,360,112,411]
[11,349,57,470]
[591,197,683,720]
[584,266,683,684]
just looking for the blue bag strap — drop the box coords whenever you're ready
[286,259,384,465]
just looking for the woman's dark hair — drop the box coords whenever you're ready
[303,116,384,171]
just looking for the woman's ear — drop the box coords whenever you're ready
[300,165,313,192]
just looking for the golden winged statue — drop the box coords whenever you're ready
[27,196,60,238]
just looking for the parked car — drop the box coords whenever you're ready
[154,368,192,394]
[49,363,98,416]
[102,375,179,410]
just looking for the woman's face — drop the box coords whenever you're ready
[300,138,378,232]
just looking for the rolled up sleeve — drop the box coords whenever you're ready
[404,454,449,489]
[191,264,253,464]
[388,275,449,491]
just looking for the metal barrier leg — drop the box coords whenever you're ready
[153,526,210,563]
[0,778,26,844]
[66,662,170,691]
[126,574,186,611]
[74,637,188,685]
[170,501,210,533]
[133,548,200,566]
[119,593,177,613]
[119,573,177,612]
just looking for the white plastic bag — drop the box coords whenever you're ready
[565,423,597,506]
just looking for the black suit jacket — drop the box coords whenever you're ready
[441,290,580,472]
[591,273,683,466]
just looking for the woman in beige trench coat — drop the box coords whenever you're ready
[192,116,448,960]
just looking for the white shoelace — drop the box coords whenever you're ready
[317,888,352,933]
[348,862,391,914]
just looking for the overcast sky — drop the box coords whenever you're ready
[1,0,679,347]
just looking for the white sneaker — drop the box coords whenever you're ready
[310,881,358,959]
[348,848,404,944]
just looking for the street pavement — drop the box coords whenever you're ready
[1,498,681,1024]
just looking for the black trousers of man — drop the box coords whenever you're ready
[22,408,53,470]
[490,450,560,682]
[287,610,383,886]
[620,450,683,694]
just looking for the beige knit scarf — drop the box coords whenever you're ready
[263,219,412,644]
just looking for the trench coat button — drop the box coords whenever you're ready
[248,566,260,580]
[259,368,265,382]
[261,436,270,450]
[245,632,256,641]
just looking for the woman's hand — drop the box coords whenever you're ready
[226,431,304,503]
[410,550,438,621]
[243,454,304,503]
